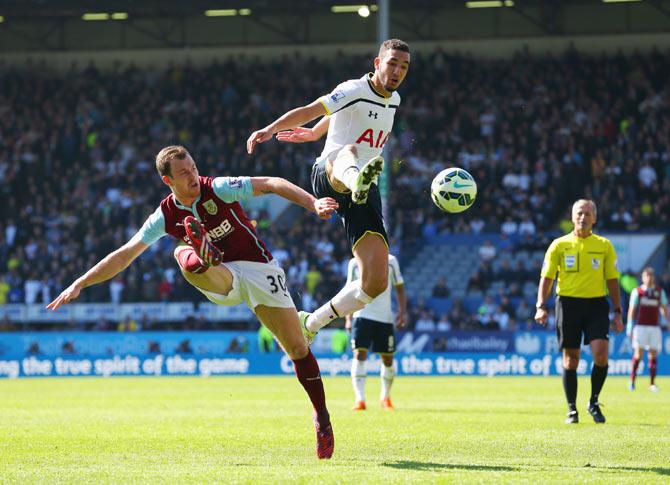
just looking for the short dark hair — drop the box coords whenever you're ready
[155,145,190,177]
[378,38,410,58]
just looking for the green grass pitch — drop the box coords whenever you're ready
[1,376,668,483]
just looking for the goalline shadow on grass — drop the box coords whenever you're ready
[383,461,520,473]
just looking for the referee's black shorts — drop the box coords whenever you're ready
[311,158,388,251]
[555,295,610,348]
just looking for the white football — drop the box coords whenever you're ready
[431,167,477,213]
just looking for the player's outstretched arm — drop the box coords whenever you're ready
[247,100,327,154]
[46,239,149,310]
[276,116,330,144]
[250,177,338,220]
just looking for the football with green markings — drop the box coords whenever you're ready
[431,167,477,213]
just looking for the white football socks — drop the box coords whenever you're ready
[380,363,395,400]
[306,282,373,333]
[332,150,360,191]
[351,358,367,403]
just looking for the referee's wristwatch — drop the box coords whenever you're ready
[535,302,547,311]
[613,307,622,314]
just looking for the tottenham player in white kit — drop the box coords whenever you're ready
[247,39,410,342]
[345,254,406,411]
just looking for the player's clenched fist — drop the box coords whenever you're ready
[534,308,548,326]
[313,197,338,219]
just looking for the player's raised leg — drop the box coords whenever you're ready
[174,245,234,296]
[255,305,334,459]
[331,145,384,205]
[305,233,388,334]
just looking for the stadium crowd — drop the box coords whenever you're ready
[1,47,669,331]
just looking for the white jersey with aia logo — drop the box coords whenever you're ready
[346,254,404,324]
[318,73,401,163]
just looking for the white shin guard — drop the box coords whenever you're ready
[306,282,373,333]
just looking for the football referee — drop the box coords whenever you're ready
[535,199,623,424]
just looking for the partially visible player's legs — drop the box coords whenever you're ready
[351,349,368,410]
[305,234,388,334]
[255,305,334,459]
[562,349,580,423]
[379,353,395,410]
[630,346,643,391]
[588,338,609,423]
[174,246,234,294]
[648,348,658,391]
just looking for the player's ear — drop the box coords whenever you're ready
[161,175,173,187]
[374,56,381,70]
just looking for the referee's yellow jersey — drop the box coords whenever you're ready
[541,232,619,298]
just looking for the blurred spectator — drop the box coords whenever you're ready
[477,296,496,329]
[448,299,468,329]
[515,300,533,327]
[492,305,511,331]
[118,316,140,332]
[478,240,497,261]
[431,277,451,298]
[414,311,436,332]
[227,336,249,353]
[177,339,193,354]
[436,314,451,332]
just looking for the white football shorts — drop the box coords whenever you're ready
[198,260,295,311]
[632,325,662,351]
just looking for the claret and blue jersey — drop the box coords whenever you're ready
[131,176,273,264]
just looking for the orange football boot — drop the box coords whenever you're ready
[352,401,366,411]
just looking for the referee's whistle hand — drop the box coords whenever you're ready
[612,314,624,334]
[534,309,548,326]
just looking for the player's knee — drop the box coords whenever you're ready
[361,277,387,299]
[563,353,579,369]
[354,350,368,360]
[286,340,309,360]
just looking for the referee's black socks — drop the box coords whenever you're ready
[562,369,578,408]
[590,364,609,404]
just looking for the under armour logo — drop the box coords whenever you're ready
[368,111,378,119]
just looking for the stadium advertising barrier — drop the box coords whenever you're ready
[0,331,668,378]
[1,302,254,322]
